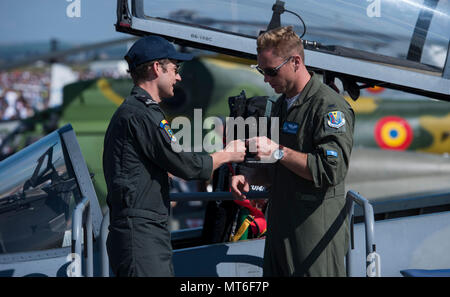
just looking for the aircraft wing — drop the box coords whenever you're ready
[0,37,138,71]
[115,0,450,101]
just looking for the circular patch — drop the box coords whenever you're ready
[374,116,413,150]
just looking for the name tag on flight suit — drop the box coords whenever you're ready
[282,121,299,134]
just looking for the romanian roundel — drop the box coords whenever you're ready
[374,116,413,150]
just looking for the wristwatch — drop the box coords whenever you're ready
[273,146,284,162]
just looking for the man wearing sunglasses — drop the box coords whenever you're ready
[231,26,355,276]
[103,35,246,277]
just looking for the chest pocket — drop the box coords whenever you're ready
[282,121,299,135]
[285,103,316,151]
[280,121,299,149]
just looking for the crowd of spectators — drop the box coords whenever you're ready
[0,66,129,122]
[0,70,50,121]
[0,65,129,159]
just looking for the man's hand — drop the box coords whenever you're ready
[211,139,246,172]
[248,137,314,181]
[231,174,250,200]
[224,139,246,163]
[247,136,279,163]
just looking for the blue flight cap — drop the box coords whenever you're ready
[125,35,193,71]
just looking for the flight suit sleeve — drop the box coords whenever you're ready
[131,110,213,181]
[306,101,355,188]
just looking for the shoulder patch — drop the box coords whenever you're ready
[327,111,345,129]
[159,119,177,142]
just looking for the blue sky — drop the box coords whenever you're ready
[1,0,125,45]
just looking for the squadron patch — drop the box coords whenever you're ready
[327,111,345,129]
[159,119,177,142]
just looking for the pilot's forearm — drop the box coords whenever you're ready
[279,146,313,181]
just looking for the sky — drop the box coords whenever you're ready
[0,0,125,45]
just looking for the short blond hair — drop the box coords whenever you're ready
[257,26,305,63]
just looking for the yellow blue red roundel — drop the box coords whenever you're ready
[374,116,413,150]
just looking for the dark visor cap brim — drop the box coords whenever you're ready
[169,51,194,62]
[125,52,193,71]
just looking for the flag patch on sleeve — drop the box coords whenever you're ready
[160,119,177,142]
[326,150,338,157]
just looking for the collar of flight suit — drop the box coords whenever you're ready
[275,71,321,120]
[130,85,158,107]
[289,71,321,109]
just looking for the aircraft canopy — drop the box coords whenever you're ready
[117,0,450,100]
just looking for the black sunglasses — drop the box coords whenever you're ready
[251,56,293,77]
[169,60,183,75]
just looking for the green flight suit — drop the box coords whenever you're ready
[103,86,212,277]
[263,72,355,276]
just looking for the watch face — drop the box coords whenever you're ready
[274,149,283,160]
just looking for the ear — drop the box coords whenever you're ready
[291,55,300,72]
[150,61,161,77]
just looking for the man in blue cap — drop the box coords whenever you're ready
[103,35,246,276]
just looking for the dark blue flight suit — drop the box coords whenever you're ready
[103,86,212,276]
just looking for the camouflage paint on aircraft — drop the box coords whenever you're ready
[418,113,450,154]
[346,96,450,153]
[97,78,124,106]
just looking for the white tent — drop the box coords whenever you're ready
[48,63,79,108]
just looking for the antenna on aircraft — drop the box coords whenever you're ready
[262,0,307,39]
[266,0,285,31]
